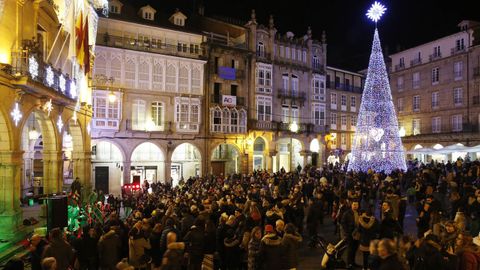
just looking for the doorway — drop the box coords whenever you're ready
[95,166,109,194]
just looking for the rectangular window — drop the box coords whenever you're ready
[151,102,163,127]
[456,38,465,51]
[413,119,421,135]
[302,51,307,63]
[432,117,441,133]
[432,67,439,84]
[397,76,404,91]
[256,96,272,121]
[291,107,299,123]
[341,95,347,106]
[256,64,272,93]
[285,47,290,59]
[397,98,404,112]
[432,91,439,108]
[433,45,441,57]
[454,61,463,80]
[330,93,337,110]
[312,103,325,125]
[341,115,347,129]
[174,97,201,132]
[282,107,290,123]
[132,99,146,130]
[351,115,357,129]
[413,95,420,111]
[341,133,347,146]
[330,112,337,126]
[231,85,238,96]
[350,96,356,108]
[454,88,463,105]
[452,115,463,132]
[412,72,420,89]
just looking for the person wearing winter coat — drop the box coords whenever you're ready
[149,223,164,268]
[98,227,122,270]
[380,201,402,239]
[259,225,284,270]
[28,234,47,270]
[223,229,242,270]
[281,224,302,270]
[247,227,262,270]
[438,221,458,251]
[183,218,205,270]
[340,200,360,269]
[455,233,480,270]
[160,231,185,270]
[42,228,75,270]
[377,238,405,270]
[74,227,99,270]
[358,210,379,270]
[128,223,151,269]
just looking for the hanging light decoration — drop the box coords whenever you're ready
[289,121,299,133]
[28,112,40,140]
[28,55,39,80]
[57,115,63,132]
[43,99,53,116]
[45,66,54,86]
[70,80,77,99]
[10,102,22,126]
[59,75,66,93]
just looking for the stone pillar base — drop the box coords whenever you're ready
[0,210,23,239]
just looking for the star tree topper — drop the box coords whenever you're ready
[366,2,386,23]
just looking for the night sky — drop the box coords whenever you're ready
[198,0,480,71]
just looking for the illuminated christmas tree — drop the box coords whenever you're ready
[347,2,407,173]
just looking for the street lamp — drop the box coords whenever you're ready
[108,90,116,103]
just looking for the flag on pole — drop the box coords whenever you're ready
[75,10,90,74]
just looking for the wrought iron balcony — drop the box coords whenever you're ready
[451,46,466,55]
[10,49,78,100]
[410,58,422,66]
[277,89,306,102]
[394,63,405,71]
[429,53,442,61]
[97,33,204,59]
[249,120,328,134]
[256,51,272,62]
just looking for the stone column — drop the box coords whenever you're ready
[164,161,171,185]
[43,151,63,194]
[269,150,278,173]
[72,151,92,187]
[122,160,131,185]
[0,150,23,237]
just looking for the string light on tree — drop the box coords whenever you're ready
[10,102,22,126]
[348,2,406,174]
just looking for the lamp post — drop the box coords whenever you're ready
[289,121,299,172]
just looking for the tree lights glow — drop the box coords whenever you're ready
[29,55,38,79]
[366,2,386,23]
[347,27,406,174]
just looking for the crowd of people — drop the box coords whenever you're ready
[14,158,480,270]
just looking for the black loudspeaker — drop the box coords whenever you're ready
[47,196,68,231]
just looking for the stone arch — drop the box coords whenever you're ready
[275,137,304,172]
[130,142,165,184]
[252,136,268,171]
[171,143,202,186]
[91,140,125,195]
[210,143,241,176]
[64,117,87,185]
[20,109,60,196]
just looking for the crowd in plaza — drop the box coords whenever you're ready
[15,158,480,270]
